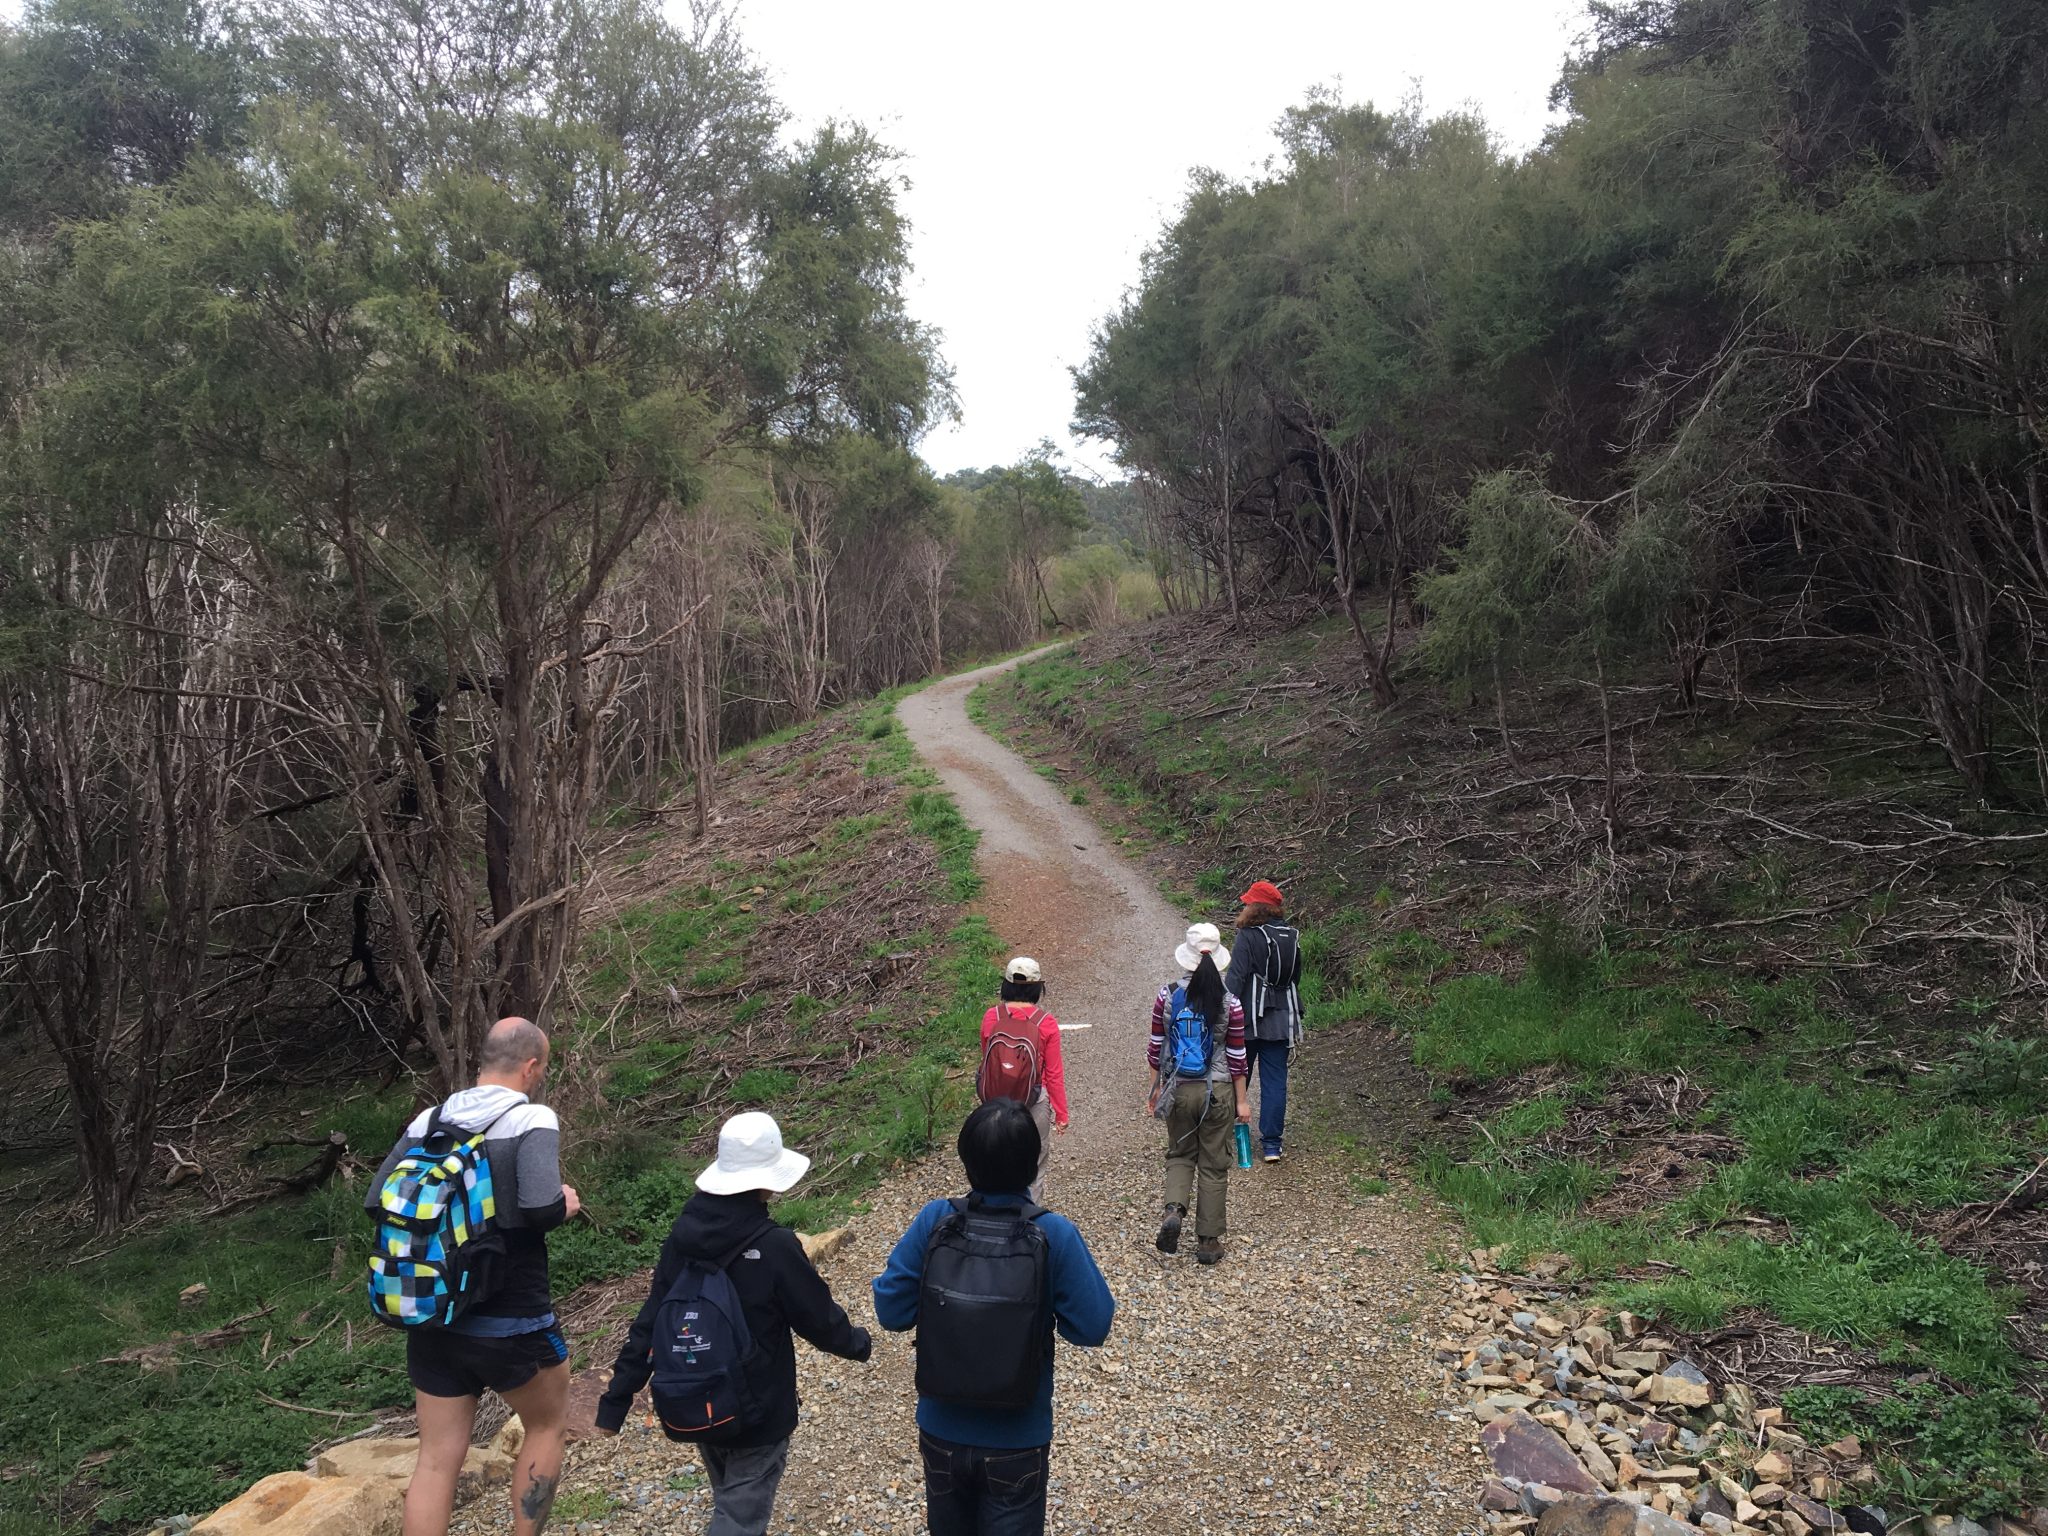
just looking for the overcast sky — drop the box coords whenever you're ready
[732,0,1591,480]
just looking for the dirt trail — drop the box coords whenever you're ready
[521,653,1484,1535]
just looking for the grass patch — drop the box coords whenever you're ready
[553,1489,623,1522]
[1415,957,2041,1408]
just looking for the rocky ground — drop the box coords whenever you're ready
[450,653,1490,1536]
[1441,1252,2048,1536]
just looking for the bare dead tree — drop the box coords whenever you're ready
[0,520,275,1230]
[741,467,835,724]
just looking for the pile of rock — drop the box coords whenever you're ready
[186,1420,524,1536]
[1440,1252,2043,1536]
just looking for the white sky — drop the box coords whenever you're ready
[730,0,1591,480]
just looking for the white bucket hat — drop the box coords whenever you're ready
[1005,956,1042,984]
[696,1111,811,1196]
[1173,922,1231,974]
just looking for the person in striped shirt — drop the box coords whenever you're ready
[1146,922,1251,1265]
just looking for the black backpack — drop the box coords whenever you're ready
[914,1196,1051,1410]
[648,1218,777,1443]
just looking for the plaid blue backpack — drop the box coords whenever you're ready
[366,1106,508,1328]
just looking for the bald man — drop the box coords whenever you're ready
[365,1018,582,1536]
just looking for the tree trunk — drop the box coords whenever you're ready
[1220,472,1241,631]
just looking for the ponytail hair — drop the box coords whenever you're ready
[1182,949,1225,1032]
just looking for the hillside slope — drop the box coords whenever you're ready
[0,693,995,1534]
[978,612,2048,1517]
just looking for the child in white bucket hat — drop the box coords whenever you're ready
[1147,923,1251,1265]
[596,1112,871,1535]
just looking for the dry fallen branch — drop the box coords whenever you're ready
[205,1133,347,1218]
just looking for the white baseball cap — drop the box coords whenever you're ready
[696,1112,811,1196]
[1005,956,1042,984]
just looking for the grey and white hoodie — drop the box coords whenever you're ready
[365,1085,568,1333]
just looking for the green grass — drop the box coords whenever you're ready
[553,1489,623,1522]
[1411,957,2040,1399]
[0,1155,408,1529]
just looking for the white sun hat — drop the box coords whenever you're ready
[696,1111,812,1196]
[1173,922,1231,974]
[1005,956,1042,984]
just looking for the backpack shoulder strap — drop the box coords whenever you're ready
[926,1196,971,1248]
[962,1194,1046,1227]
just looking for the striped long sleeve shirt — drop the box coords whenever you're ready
[1148,983,1249,1082]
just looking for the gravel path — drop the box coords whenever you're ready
[521,653,1485,1536]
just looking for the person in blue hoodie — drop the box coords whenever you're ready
[872,1100,1115,1536]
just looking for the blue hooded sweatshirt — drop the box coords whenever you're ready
[872,1191,1115,1448]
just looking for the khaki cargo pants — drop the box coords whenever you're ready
[1161,1079,1234,1239]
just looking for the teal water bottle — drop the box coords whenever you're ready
[1233,1123,1254,1170]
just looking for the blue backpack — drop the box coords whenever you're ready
[366,1106,508,1329]
[649,1220,777,1441]
[1166,986,1215,1077]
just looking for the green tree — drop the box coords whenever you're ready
[3,0,949,1115]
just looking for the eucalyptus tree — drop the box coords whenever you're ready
[1078,95,1526,704]
[8,0,948,1112]
[1552,0,2048,802]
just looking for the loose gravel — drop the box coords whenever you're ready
[470,655,1487,1536]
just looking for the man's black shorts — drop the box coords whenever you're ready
[406,1326,567,1399]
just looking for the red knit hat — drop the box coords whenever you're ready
[1240,880,1284,908]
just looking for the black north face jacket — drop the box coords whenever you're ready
[595,1191,871,1447]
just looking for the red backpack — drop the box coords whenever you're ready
[976,1007,1046,1106]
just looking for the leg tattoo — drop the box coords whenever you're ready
[519,1470,559,1534]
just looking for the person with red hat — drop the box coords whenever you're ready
[1224,879,1304,1162]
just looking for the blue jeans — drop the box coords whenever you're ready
[919,1430,1050,1536]
[1245,1038,1291,1154]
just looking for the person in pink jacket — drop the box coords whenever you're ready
[978,956,1069,1202]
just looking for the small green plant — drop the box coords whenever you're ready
[607,1062,659,1098]
[730,1067,798,1103]
[1492,1095,1568,1142]
[1781,1383,2048,1519]
[553,1488,623,1522]
[1735,849,1794,915]
[1945,1026,2048,1112]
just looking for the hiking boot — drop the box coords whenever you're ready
[1196,1237,1225,1266]
[1155,1204,1184,1254]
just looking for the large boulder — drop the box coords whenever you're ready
[1537,1496,1641,1536]
[311,1438,514,1505]
[1483,1410,1604,1496]
[799,1227,850,1264]
[193,1472,401,1536]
